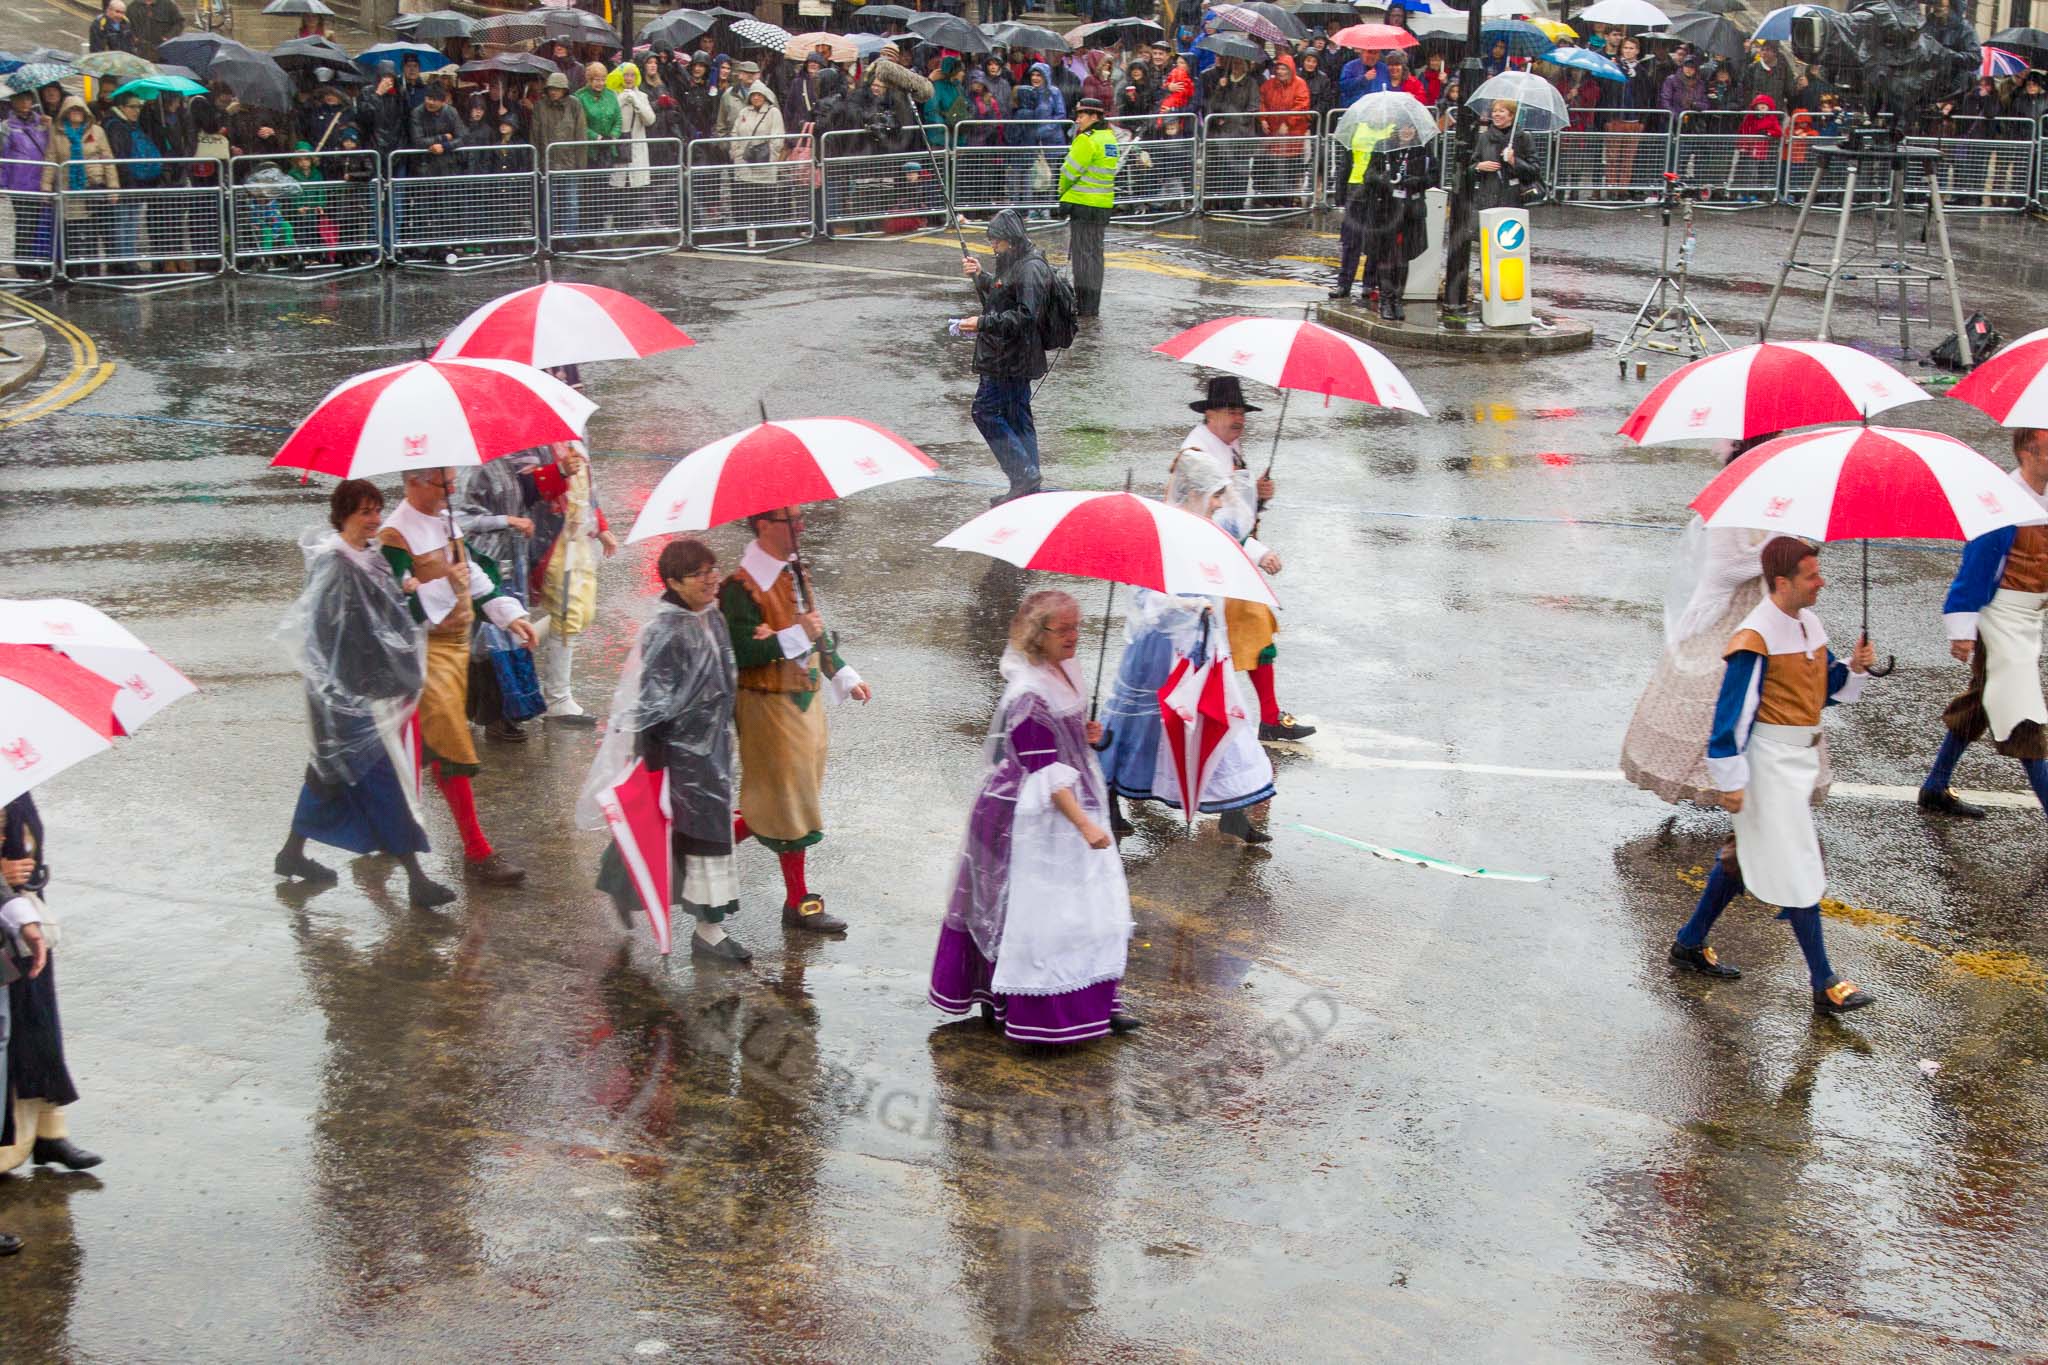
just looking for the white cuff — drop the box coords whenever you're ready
[1943,610,1979,642]
[416,577,457,625]
[776,624,812,661]
[467,561,497,597]
[0,894,43,941]
[825,665,862,705]
[1016,761,1082,815]
[483,595,528,631]
[1244,535,1271,564]
[1704,753,1748,794]
[1832,669,1868,704]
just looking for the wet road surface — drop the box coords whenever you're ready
[1,197,2047,1363]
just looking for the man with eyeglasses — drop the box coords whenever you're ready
[719,506,872,935]
[379,467,538,889]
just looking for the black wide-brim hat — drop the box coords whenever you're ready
[1190,375,1262,413]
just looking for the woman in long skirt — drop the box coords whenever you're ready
[0,793,98,1175]
[273,478,451,907]
[929,590,1140,1045]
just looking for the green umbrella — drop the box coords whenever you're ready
[111,74,208,99]
[78,51,158,81]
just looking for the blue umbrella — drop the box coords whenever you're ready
[1752,4,1829,42]
[1544,45,1625,80]
[1480,19,1556,58]
[354,41,453,73]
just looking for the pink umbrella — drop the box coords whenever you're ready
[594,759,673,955]
[1331,22,1419,49]
[271,358,595,481]
[1157,648,1252,825]
[626,415,937,541]
[0,644,123,806]
[1210,3,1294,43]
[1951,324,2048,427]
[432,283,695,370]
[1154,313,1426,474]
[0,598,196,735]
[1617,341,1925,445]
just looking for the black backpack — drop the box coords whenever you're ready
[1039,268,1079,352]
[1932,313,2000,372]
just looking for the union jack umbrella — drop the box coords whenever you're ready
[1618,341,1926,444]
[625,416,937,541]
[595,760,673,956]
[432,283,695,370]
[271,358,595,481]
[1157,646,1257,825]
[0,644,123,806]
[0,598,196,735]
[1950,324,2048,426]
[1982,44,2029,77]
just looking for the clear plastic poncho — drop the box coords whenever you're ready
[455,451,546,606]
[276,528,427,787]
[578,598,738,849]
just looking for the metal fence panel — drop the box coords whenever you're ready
[1551,110,1671,202]
[0,160,58,284]
[545,137,684,257]
[228,150,381,276]
[387,145,538,269]
[1900,118,2034,212]
[685,133,817,253]
[818,127,951,237]
[951,119,1068,220]
[1108,115,1197,222]
[58,156,225,288]
[1673,110,1784,204]
[1200,114,1316,220]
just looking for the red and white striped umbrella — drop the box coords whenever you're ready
[0,644,123,806]
[626,417,937,542]
[271,358,595,480]
[1689,425,2044,542]
[1950,324,2048,427]
[0,598,196,735]
[1154,315,1427,414]
[934,490,1281,608]
[432,283,695,369]
[1618,341,1925,444]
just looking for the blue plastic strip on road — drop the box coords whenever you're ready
[1293,823,1551,883]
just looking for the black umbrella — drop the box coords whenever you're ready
[270,34,351,68]
[1196,30,1266,61]
[642,9,717,49]
[1238,1,1311,40]
[461,52,559,77]
[1663,12,1747,61]
[1292,1,1359,17]
[857,4,919,20]
[1066,16,1168,47]
[526,7,620,44]
[387,10,476,41]
[472,12,549,45]
[1990,25,2048,61]
[985,21,1068,51]
[1689,0,1748,12]
[156,32,245,77]
[906,12,992,53]
[209,50,296,110]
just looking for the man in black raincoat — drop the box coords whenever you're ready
[961,208,1053,505]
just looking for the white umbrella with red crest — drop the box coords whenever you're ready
[0,599,196,736]
[0,645,125,807]
[431,282,695,370]
[1950,324,2048,427]
[1618,341,1927,444]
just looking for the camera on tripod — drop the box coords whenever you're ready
[1659,172,1703,204]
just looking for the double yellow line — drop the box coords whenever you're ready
[0,293,115,428]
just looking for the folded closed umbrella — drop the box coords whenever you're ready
[592,760,673,955]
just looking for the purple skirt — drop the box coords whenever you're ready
[928,924,1120,1046]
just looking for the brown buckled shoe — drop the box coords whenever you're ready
[1814,977,1875,1014]
[782,894,847,934]
[1669,942,1741,979]
[466,852,527,886]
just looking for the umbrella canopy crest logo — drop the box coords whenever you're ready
[42,619,76,636]
[1765,496,1792,518]
[404,433,430,461]
[2,738,40,772]
[1980,490,2005,514]
[1198,560,1223,585]
[125,674,154,700]
[1687,406,1711,428]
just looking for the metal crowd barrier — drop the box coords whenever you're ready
[58,155,225,290]
[1551,109,1671,204]
[1901,117,2036,213]
[1200,113,1316,220]
[0,159,59,285]
[546,137,684,259]
[227,150,380,278]
[388,145,538,270]
[1109,114,1197,223]
[818,126,951,238]
[951,118,1069,222]
[685,132,817,254]
[1672,110,1783,206]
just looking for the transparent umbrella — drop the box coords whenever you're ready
[1334,90,1440,146]
[1466,69,1570,132]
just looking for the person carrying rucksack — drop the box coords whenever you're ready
[960,207,1057,506]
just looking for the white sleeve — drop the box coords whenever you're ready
[0,894,43,946]
[1943,611,1980,642]
[776,624,812,661]
[1704,751,1749,793]
[825,665,863,705]
[1015,761,1082,815]
[1831,668,1868,704]
[482,595,528,629]
[1243,535,1271,563]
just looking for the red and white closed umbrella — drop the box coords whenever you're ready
[1689,425,2044,541]
[627,417,937,542]
[1158,651,1252,824]
[0,644,123,806]
[1154,315,1427,415]
[934,490,1281,608]
[1619,341,1925,444]
[271,358,596,480]
[594,759,673,956]
[432,283,695,369]
[1951,325,2048,427]
[0,598,196,734]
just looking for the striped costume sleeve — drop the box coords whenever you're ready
[1705,650,1763,793]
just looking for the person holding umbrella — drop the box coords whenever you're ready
[1057,96,1119,320]
[1675,536,1878,1015]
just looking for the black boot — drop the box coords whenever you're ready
[1917,786,1986,818]
[32,1138,103,1171]
[409,875,458,909]
[0,1233,20,1257]
[1108,1010,1144,1035]
[1327,282,1351,301]
[1109,794,1134,838]
[1218,807,1272,845]
[274,847,337,884]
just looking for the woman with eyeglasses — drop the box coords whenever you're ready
[929,589,1140,1043]
[581,537,748,961]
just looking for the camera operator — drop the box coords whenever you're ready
[959,209,1053,506]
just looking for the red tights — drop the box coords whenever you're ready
[1249,663,1281,726]
[435,769,492,861]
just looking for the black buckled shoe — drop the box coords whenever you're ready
[409,877,458,910]
[691,932,754,963]
[783,894,847,934]
[1326,284,1352,301]
[485,718,527,743]
[32,1138,103,1171]
[1917,787,1987,819]
[1218,808,1273,845]
[0,1233,20,1257]
[1814,976,1875,1014]
[273,849,337,884]
[1669,942,1741,979]
[1108,1010,1144,1035]
[1258,713,1317,742]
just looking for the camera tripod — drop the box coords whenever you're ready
[1615,174,1728,371]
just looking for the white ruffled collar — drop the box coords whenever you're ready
[998,648,1088,717]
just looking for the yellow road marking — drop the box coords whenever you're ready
[900,232,1317,289]
[0,293,115,428]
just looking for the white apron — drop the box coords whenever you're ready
[1732,721,1825,908]
[1977,588,2048,742]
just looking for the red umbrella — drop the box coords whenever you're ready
[1618,341,1925,445]
[1157,648,1252,825]
[1950,324,2048,427]
[0,643,123,806]
[1331,22,1419,49]
[594,759,673,956]
[432,283,695,369]
[271,358,596,481]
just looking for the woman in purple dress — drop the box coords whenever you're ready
[929,590,1140,1045]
